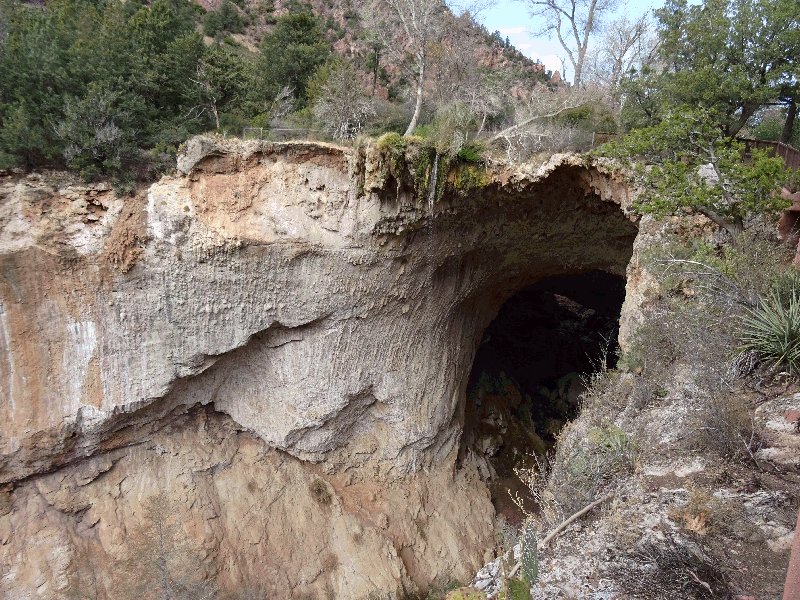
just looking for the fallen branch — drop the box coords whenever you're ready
[490,104,588,143]
[507,493,614,579]
[686,568,713,595]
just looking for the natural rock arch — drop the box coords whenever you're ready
[0,138,639,598]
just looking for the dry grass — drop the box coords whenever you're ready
[608,534,732,600]
[688,393,761,461]
[514,419,635,527]
[668,487,746,540]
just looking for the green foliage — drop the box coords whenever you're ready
[194,43,251,130]
[439,588,485,600]
[498,579,532,600]
[252,5,331,109]
[555,102,617,133]
[55,85,139,181]
[740,281,800,372]
[0,101,55,168]
[670,231,792,303]
[375,131,490,204]
[597,110,790,232]
[203,0,245,38]
[618,0,800,136]
[304,58,340,107]
[416,102,478,154]
[588,425,632,456]
[545,423,635,514]
[650,0,800,135]
[618,65,664,131]
[0,0,210,177]
[457,142,485,163]
[750,107,800,147]
[376,132,407,153]
[451,163,490,196]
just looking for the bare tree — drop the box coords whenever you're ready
[312,61,376,140]
[427,11,510,137]
[526,0,619,86]
[489,83,610,158]
[364,0,447,135]
[589,14,652,89]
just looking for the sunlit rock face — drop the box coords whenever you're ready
[0,138,638,598]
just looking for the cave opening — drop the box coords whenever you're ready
[461,270,627,522]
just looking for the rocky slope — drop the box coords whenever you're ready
[468,214,800,600]
[0,137,637,598]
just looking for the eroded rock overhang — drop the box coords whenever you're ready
[0,137,639,483]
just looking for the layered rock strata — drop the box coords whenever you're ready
[0,138,638,598]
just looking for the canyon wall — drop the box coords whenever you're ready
[0,138,638,599]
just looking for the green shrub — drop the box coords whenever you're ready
[595,110,791,235]
[251,7,331,108]
[527,421,635,520]
[499,579,532,600]
[457,142,485,163]
[740,287,800,373]
[55,86,139,181]
[442,588,484,600]
[415,102,478,154]
[204,0,245,38]
[376,132,407,153]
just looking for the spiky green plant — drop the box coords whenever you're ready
[740,288,800,373]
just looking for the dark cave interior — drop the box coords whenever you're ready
[461,270,627,522]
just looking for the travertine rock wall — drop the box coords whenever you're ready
[0,138,638,598]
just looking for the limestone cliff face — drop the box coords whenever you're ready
[0,138,638,599]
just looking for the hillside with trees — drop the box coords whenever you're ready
[0,0,797,190]
[0,0,550,186]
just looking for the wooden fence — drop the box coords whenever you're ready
[740,138,800,169]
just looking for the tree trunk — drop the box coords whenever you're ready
[404,59,425,136]
[728,104,757,137]
[372,47,380,97]
[212,103,220,131]
[573,0,598,86]
[782,98,797,145]
[573,51,584,86]
[699,206,743,238]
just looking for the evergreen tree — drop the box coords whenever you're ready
[623,0,800,136]
[250,4,331,112]
[0,0,206,176]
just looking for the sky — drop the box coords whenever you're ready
[475,0,665,80]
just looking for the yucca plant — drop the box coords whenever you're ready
[740,287,800,373]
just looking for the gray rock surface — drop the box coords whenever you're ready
[0,138,639,598]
